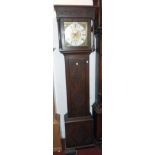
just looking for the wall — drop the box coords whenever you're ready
[53,0,95,138]
[53,0,93,5]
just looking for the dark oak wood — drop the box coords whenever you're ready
[54,5,96,19]
[92,0,102,143]
[54,5,96,149]
[65,114,94,148]
[65,54,90,117]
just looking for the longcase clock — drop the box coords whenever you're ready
[54,5,96,149]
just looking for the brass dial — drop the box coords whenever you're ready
[64,22,88,47]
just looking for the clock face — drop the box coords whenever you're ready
[64,22,88,47]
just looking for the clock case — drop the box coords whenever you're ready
[54,5,96,149]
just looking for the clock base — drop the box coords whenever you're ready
[64,114,94,149]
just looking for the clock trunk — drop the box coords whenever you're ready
[65,54,90,117]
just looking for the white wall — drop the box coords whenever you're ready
[53,0,95,138]
[53,0,93,5]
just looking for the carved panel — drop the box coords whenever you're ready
[65,116,94,148]
[65,54,89,117]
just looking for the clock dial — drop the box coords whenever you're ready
[64,22,88,47]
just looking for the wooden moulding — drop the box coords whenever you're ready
[54,5,96,19]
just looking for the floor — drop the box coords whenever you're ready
[53,146,102,155]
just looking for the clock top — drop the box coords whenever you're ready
[54,5,96,53]
[54,5,96,19]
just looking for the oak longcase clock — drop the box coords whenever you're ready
[54,5,96,149]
